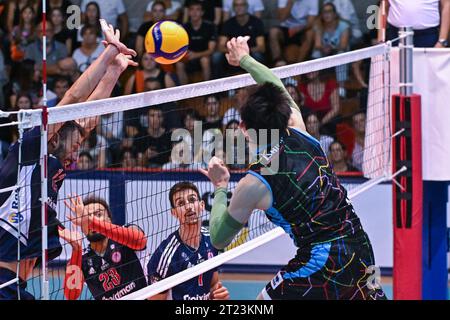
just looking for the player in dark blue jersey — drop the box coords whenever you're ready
[59,196,147,300]
[147,182,229,300]
[201,37,386,300]
[0,21,138,300]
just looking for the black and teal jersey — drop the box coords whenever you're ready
[248,127,363,247]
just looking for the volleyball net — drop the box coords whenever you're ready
[2,41,401,300]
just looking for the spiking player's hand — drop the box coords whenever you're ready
[225,36,250,67]
[200,156,230,189]
[100,19,137,57]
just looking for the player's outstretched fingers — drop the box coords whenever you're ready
[199,168,209,179]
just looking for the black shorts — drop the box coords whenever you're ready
[261,231,387,300]
[279,26,306,45]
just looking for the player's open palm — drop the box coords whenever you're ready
[64,194,91,233]
[210,282,230,300]
[58,227,83,248]
[112,53,139,73]
[200,156,230,189]
[100,19,137,57]
[226,36,250,67]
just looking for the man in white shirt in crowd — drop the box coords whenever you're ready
[379,0,450,48]
[222,0,264,21]
[269,0,319,66]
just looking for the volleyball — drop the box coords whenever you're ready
[144,21,189,65]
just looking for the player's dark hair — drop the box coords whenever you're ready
[169,182,201,208]
[83,197,112,219]
[51,121,86,159]
[240,82,292,132]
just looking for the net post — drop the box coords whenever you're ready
[392,28,423,300]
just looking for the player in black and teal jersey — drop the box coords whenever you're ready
[201,36,387,300]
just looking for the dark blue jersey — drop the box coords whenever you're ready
[249,128,364,248]
[147,227,218,300]
[81,237,147,300]
[0,268,35,300]
[0,127,64,262]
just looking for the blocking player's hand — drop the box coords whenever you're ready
[58,226,83,249]
[110,53,139,73]
[210,281,230,300]
[100,19,137,57]
[226,36,250,67]
[200,156,230,189]
[64,194,91,235]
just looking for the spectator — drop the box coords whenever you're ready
[135,107,171,167]
[9,5,36,63]
[47,76,70,107]
[80,0,128,41]
[37,0,73,21]
[203,94,222,131]
[269,0,318,65]
[76,151,94,170]
[380,0,450,48]
[324,0,362,46]
[80,130,108,169]
[6,0,38,32]
[212,0,265,79]
[24,20,75,85]
[311,2,350,96]
[222,0,264,20]
[5,59,41,108]
[76,1,103,44]
[305,113,334,155]
[299,71,339,135]
[13,92,33,110]
[50,7,74,54]
[144,0,182,22]
[72,25,104,73]
[183,0,222,26]
[162,141,206,170]
[351,111,366,171]
[285,83,304,111]
[176,0,217,84]
[120,149,137,168]
[125,52,175,95]
[329,141,358,173]
[135,0,166,59]
[224,119,248,170]
[222,87,248,127]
